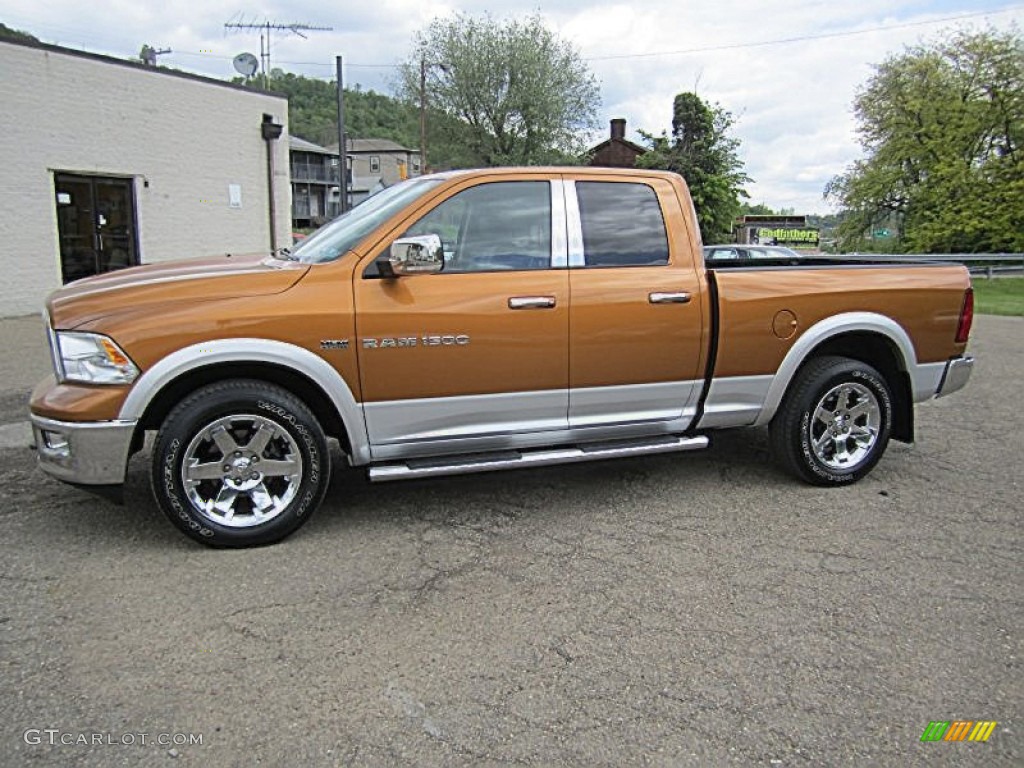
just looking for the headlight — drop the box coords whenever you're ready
[55,332,140,384]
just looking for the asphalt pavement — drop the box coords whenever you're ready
[0,313,1020,767]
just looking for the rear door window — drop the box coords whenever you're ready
[576,182,669,267]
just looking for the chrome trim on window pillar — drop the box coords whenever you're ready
[564,180,585,268]
[550,179,569,269]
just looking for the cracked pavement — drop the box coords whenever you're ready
[0,314,1020,766]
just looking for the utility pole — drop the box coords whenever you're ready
[419,55,427,175]
[418,58,447,174]
[223,19,332,89]
[336,56,348,215]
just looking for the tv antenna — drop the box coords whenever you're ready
[223,18,333,88]
[139,44,172,67]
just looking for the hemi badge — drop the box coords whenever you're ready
[319,339,350,350]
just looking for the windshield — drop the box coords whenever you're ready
[292,178,444,264]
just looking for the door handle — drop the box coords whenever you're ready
[649,291,692,304]
[508,296,556,309]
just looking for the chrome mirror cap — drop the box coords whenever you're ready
[387,234,443,276]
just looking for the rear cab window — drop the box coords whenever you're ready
[576,181,669,268]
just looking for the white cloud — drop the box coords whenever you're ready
[1,0,1021,211]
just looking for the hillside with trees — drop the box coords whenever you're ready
[0,22,38,43]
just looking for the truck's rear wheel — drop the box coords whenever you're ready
[151,379,330,547]
[770,356,892,485]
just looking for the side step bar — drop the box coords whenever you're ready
[368,434,709,483]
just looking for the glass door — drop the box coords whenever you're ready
[54,173,138,283]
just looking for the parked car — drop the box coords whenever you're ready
[31,168,974,547]
[703,244,805,260]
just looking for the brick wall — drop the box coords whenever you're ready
[590,141,643,169]
[0,41,291,317]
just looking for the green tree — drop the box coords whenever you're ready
[399,12,600,167]
[0,22,39,43]
[637,93,750,244]
[826,27,1024,253]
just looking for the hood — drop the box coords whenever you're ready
[48,253,310,329]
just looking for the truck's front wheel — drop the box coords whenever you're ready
[770,356,892,485]
[151,379,330,547]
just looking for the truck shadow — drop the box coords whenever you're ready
[311,427,779,532]
[45,427,780,549]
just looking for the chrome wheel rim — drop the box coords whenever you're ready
[809,382,881,470]
[181,414,303,528]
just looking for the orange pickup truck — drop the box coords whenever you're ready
[30,168,975,547]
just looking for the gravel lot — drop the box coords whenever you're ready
[1,314,1020,767]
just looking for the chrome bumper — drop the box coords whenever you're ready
[31,415,137,485]
[937,356,974,398]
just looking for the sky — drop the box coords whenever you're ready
[2,1,1021,213]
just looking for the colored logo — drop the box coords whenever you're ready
[920,721,997,742]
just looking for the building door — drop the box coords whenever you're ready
[54,173,139,283]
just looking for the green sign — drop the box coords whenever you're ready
[754,227,819,246]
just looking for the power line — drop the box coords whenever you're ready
[586,5,1024,62]
[218,3,1023,69]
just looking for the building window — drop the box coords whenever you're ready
[369,156,380,173]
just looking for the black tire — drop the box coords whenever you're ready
[151,379,330,547]
[769,356,892,485]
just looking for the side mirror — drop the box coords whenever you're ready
[380,234,443,277]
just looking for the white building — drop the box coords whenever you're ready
[0,38,291,317]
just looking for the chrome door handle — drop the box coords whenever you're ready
[508,296,556,309]
[649,291,692,304]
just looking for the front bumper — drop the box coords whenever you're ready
[936,356,974,398]
[31,415,137,485]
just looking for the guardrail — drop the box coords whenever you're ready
[844,253,1024,278]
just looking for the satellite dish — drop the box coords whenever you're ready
[233,52,259,78]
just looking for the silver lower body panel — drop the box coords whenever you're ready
[31,415,136,485]
[936,356,974,398]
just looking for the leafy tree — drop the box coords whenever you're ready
[739,202,776,216]
[826,27,1024,253]
[637,93,750,244]
[0,22,39,43]
[399,12,600,167]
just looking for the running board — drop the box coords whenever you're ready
[368,434,709,482]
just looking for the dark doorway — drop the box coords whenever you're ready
[54,173,139,283]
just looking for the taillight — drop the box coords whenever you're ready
[955,287,973,344]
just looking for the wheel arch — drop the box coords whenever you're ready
[755,313,915,442]
[119,339,371,464]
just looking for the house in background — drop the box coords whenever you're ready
[325,139,421,206]
[588,119,646,168]
[290,137,422,228]
[289,136,341,228]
